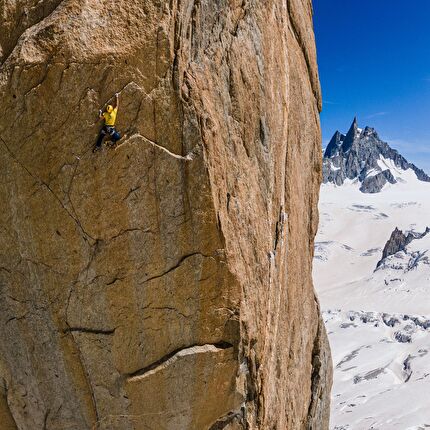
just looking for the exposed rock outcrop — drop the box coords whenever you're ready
[359,169,396,193]
[323,118,430,193]
[0,1,331,429]
[376,227,430,268]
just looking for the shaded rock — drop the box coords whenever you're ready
[377,227,413,268]
[394,332,412,343]
[402,355,413,383]
[377,227,430,268]
[0,378,17,430]
[306,314,333,430]
[0,0,64,63]
[382,314,400,327]
[353,367,386,384]
[359,169,396,193]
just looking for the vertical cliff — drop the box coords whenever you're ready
[0,1,331,429]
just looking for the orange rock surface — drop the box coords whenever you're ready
[0,1,331,429]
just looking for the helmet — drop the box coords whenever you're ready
[106,105,114,113]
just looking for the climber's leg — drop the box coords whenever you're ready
[94,127,107,151]
[107,127,121,147]
[112,130,121,143]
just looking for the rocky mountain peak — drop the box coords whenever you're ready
[376,227,430,269]
[342,116,359,153]
[323,118,430,193]
[324,130,345,158]
[377,228,413,268]
[363,126,378,138]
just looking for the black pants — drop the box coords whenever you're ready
[96,126,121,148]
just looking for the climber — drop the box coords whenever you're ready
[93,93,121,152]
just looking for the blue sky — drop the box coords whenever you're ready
[313,0,430,172]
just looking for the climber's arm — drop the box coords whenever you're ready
[114,93,119,110]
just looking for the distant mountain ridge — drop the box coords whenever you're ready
[322,118,430,193]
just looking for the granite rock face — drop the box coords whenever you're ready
[323,118,430,193]
[377,227,430,269]
[359,169,396,194]
[0,1,331,429]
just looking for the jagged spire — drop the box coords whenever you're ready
[324,130,343,158]
[347,116,358,135]
[342,117,358,152]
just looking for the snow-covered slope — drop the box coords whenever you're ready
[315,178,430,313]
[314,160,430,428]
[325,310,430,430]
